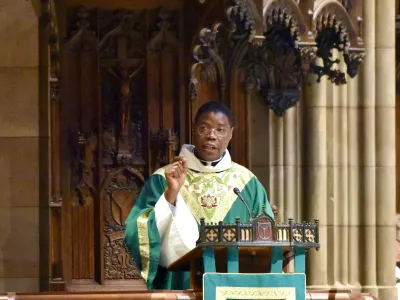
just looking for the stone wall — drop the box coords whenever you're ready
[0,0,40,292]
[250,0,397,299]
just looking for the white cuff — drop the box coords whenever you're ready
[167,201,176,215]
[174,194,199,250]
[154,195,174,242]
[154,193,199,267]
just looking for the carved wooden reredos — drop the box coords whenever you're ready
[39,0,364,292]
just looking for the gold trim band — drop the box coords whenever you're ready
[137,209,152,281]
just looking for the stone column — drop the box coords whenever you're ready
[375,0,397,299]
[360,0,377,296]
[283,106,297,220]
[325,50,341,285]
[326,54,350,287]
[304,69,329,288]
[250,96,301,222]
[249,93,271,198]
[270,113,285,220]
[347,72,361,290]
[338,56,349,286]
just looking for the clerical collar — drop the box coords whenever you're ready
[178,144,232,173]
[192,148,225,167]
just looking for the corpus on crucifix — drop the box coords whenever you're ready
[108,62,144,138]
[101,33,145,165]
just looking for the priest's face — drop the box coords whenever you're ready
[194,111,233,161]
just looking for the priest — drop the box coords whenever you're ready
[124,101,274,290]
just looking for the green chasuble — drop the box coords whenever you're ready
[124,145,274,290]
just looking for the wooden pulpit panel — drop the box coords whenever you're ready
[55,4,184,291]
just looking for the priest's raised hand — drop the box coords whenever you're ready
[164,156,187,205]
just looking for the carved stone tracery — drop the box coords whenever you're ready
[193,0,365,115]
[256,7,303,116]
[311,12,364,85]
[310,1,365,85]
[226,0,255,42]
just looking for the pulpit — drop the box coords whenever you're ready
[167,207,319,299]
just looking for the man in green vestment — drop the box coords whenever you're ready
[124,101,274,290]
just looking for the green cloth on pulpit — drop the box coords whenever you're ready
[203,273,306,300]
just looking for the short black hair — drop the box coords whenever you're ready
[194,101,234,127]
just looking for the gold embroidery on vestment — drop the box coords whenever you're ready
[137,209,151,280]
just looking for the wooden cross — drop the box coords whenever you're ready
[101,36,143,70]
[101,36,144,161]
[102,36,144,137]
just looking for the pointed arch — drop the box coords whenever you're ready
[313,0,357,38]
[263,0,307,33]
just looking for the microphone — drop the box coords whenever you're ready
[233,187,252,222]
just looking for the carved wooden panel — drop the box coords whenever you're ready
[147,8,181,173]
[56,4,182,290]
[60,6,99,284]
[97,10,147,283]
[101,168,144,280]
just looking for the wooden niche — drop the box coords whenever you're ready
[57,4,183,291]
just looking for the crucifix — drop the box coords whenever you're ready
[102,36,144,163]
